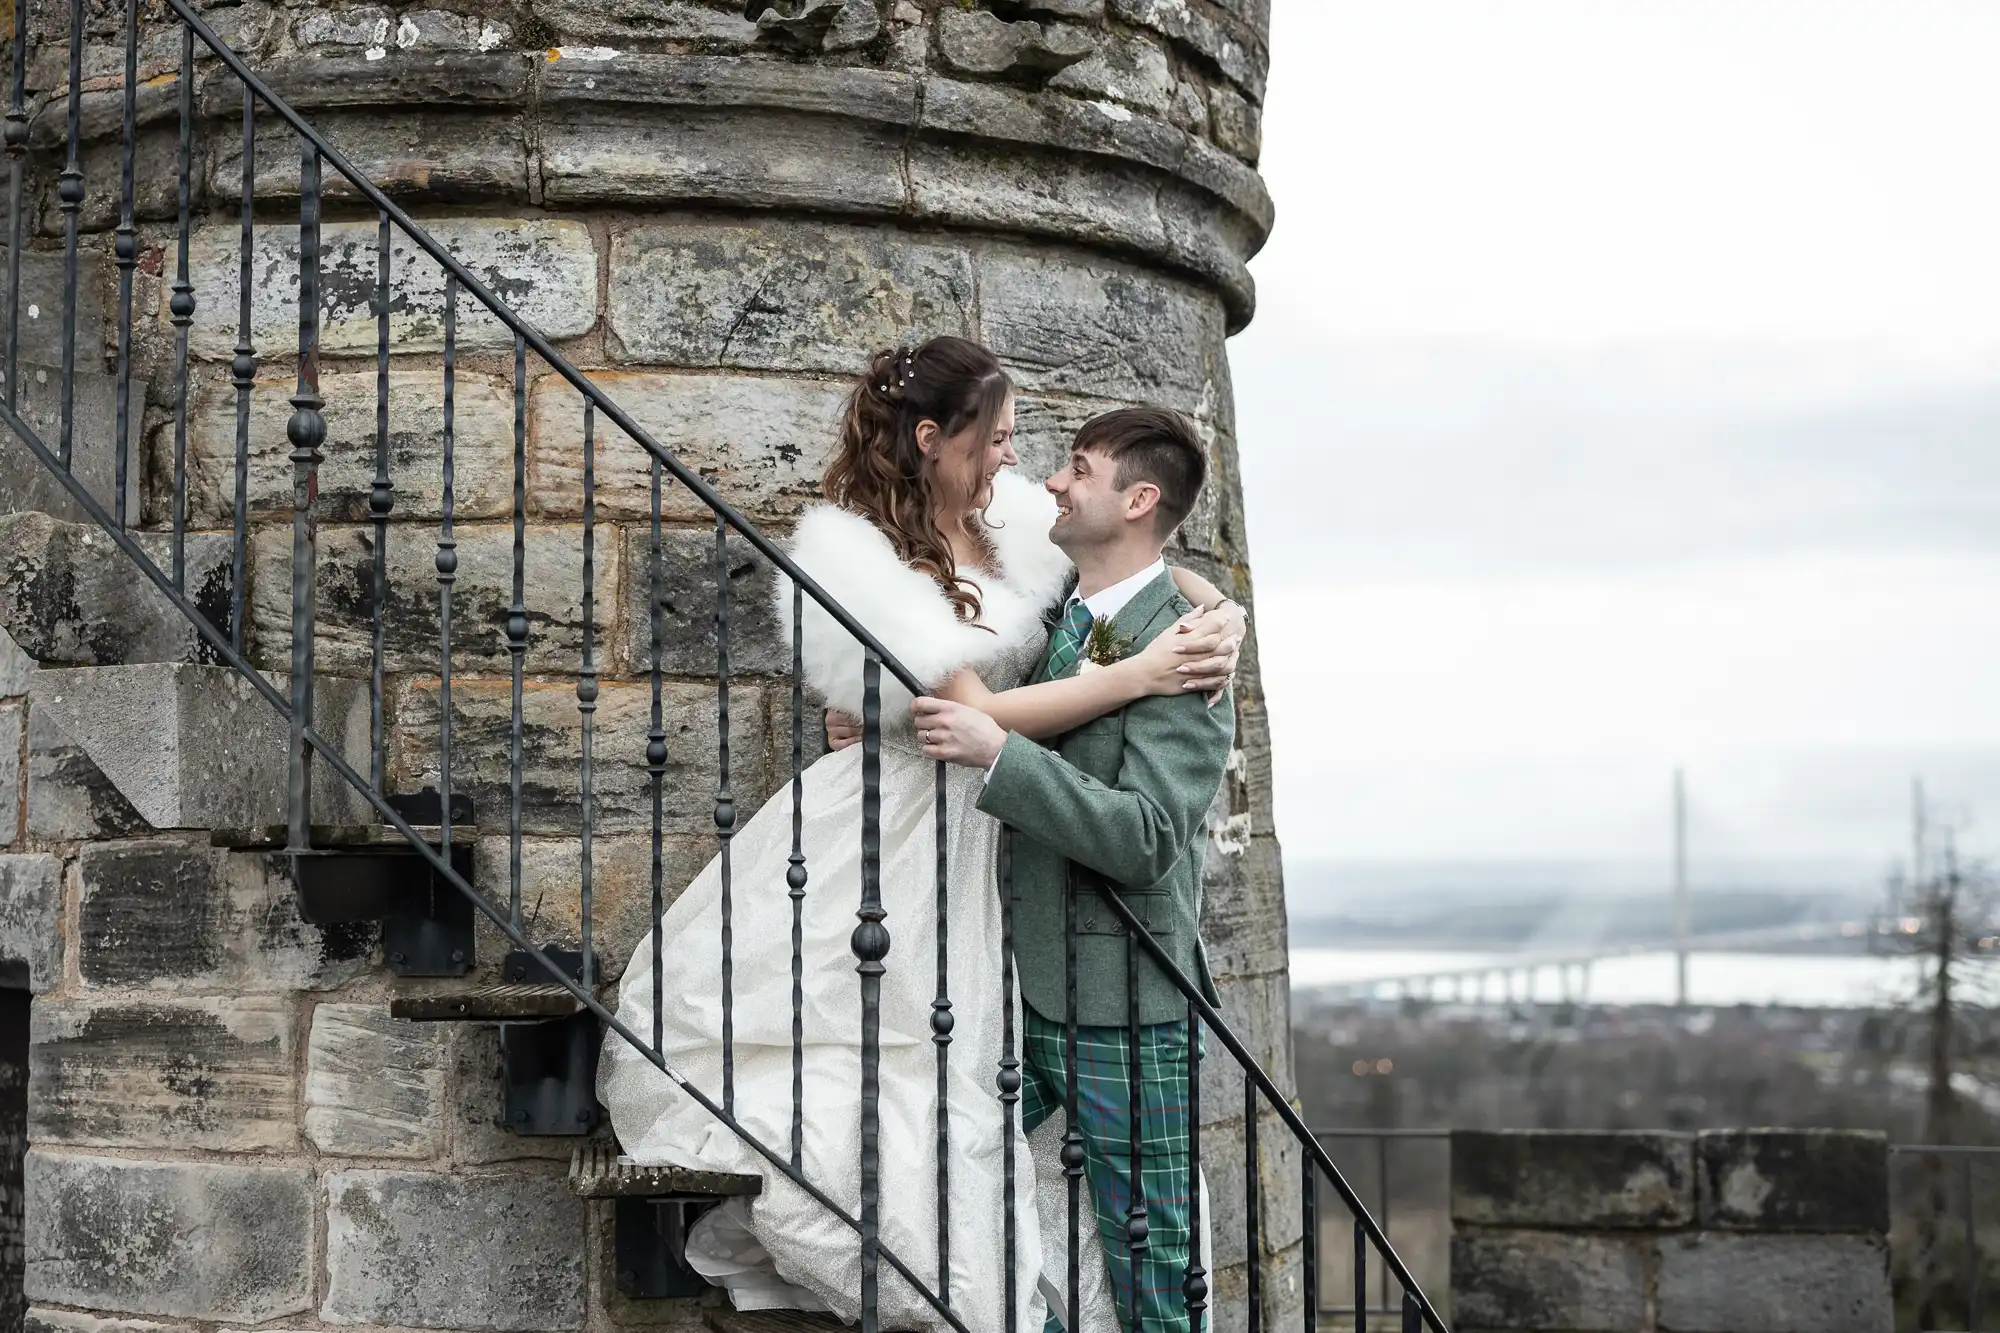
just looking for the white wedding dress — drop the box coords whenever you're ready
[600,473,1123,1332]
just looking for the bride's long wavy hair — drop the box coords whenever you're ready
[822,336,1013,625]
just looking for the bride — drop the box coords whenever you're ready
[600,336,1242,1331]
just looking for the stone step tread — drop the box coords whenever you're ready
[569,1144,761,1200]
[390,982,587,1022]
[705,1311,846,1333]
[210,822,476,849]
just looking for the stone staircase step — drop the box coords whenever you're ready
[569,1143,761,1200]
[210,822,476,850]
[32,662,371,830]
[0,511,232,667]
[391,983,589,1023]
[705,1311,846,1333]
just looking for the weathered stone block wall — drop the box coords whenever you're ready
[4,0,1288,1326]
[1451,1129,1894,1333]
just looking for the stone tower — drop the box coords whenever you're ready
[0,0,1286,1328]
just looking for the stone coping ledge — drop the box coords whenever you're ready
[23,51,1272,326]
[1451,1128,1891,1235]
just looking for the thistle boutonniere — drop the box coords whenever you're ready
[1075,616,1133,674]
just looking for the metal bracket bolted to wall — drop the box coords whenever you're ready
[569,1144,763,1300]
[392,946,604,1136]
[210,787,478,977]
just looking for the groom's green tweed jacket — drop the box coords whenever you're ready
[977,568,1233,1029]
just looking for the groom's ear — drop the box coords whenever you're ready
[1124,482,1162,525]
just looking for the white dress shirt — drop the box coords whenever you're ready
[1073,556,1168,625]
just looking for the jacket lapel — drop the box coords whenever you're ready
[1105,569,1182,650]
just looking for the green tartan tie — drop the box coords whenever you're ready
[1045,599,1094,678]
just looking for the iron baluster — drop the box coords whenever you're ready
[111,0,139,529]
[3,0,25,410]
[506,332,527,930]
[1401,1292,1420,1333]
[169,23,195,590]
[1063,867,1083,1333]
[1353,1217,1366,1332]
[436,276,457,859]
[56,0,81,470]
[286,145,326,851]
[578,401,597,990]
[998,826,1020,1333]
[1967,1153,1978,1332]
[647,454,665,1054]
[1184,998,1207,1333]
[1126,923,1149,1297]
[933,755,952,1303]
[368,210,392,792]
[855,651,888,1333]
[228,83,255,652]
[1246,1073,1262,1333]
[788,580,807,1170]
[1376,1133,1392,1318]
[716,514,735,1114]
[1303,1162,1319,1333]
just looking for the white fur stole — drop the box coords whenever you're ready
[774,470,1074,719]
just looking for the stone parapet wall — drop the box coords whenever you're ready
[1450,1129,1894,1333]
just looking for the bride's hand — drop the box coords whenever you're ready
[1122,626,1232,701]
[1169,601,1243,705]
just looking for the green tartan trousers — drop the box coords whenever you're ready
[1020,1007,1199,1333]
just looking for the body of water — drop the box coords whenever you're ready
[1290,947,1933,1009]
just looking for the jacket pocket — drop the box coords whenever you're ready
[1075,887,1178,936]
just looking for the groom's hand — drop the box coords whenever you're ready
[911,697,1007,769]
[825,709,861,751]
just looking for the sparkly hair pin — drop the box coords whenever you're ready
[880,350,917,395]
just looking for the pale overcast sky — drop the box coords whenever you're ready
[1234,2,2000,875]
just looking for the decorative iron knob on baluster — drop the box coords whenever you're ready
[851,918,890,967]
[288,399,326,455]
[2,115,27,153]
[930,1004,953,1038]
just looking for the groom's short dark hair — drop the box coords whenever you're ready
[1074,407,1207,537]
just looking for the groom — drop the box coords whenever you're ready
[912,406,1237,1333]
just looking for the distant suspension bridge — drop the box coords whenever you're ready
[1310,917,1896,1005]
